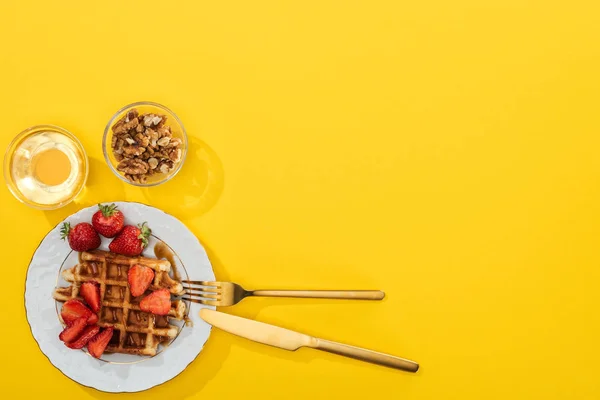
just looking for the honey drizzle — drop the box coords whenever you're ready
[153,241,180,281]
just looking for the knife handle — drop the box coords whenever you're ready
[311,338,419,373]
[250,290,385,300]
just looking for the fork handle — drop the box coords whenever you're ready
[311,338,419,372]
[249,290,384,300]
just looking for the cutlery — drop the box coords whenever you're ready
[199,309,418,372]
[182,281,385,306]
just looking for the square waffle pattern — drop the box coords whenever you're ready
[54,250,186,356]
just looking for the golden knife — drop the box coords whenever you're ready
[199,309,419,372]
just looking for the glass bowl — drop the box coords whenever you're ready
[4,125,88,210]
[103,101,188,187]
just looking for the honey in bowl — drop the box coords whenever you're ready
[4,126,88,210]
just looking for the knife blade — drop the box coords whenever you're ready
[199,309,419,372]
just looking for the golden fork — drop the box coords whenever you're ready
[181,281,385,306]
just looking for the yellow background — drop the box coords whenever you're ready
[1,0,599,398]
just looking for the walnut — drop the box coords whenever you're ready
[112,122,125,135]
[111,116,126,134]
[113,117,138,135]
[123,144,146,156]
[168,148,182,163]
[135,133,150,147]
[156,115,167,128]
[158,160,174,174]
[157,136,170,147]
[126,109,138,122]
[117,159,149,175]
[143,114,157,127]
[168,138,182,148]
[126,118,139,130]
[146,128,159,147]
[148,157,159,169]
[157,125,171,138]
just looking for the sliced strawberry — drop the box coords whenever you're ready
[87,313,99,325]
[61,299,96,324]
[88,327,114,359]
[80,281,101,313]
[65,325,100,349]
[128,264,155,297]
[140,289,171,316]
[59,317,87,342]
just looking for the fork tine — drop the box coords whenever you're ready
[182,280,219,287]
[184,291,220,300]
[181,297,210,305]
[181,297,219,306]
[183,286,220,294]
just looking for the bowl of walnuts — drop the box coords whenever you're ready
[102,101,188,186]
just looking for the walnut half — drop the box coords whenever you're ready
[117,159,149,175]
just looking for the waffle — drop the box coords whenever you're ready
[53,250,186,356]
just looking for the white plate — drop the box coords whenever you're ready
[25,202,215,393]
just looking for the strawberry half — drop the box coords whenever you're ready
[61,299,98,325]
[88,313,99,325]
[80,281,101,313]
[92,203,125,238]
[140,289,171,316]
[59,317,87,342]
[65,325,100,349]
[88,327,114,359]
[128,264,155,297]
[61,222,101,252]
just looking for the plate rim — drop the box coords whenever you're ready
[24,201,214,393]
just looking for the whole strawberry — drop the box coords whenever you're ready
[92,203,124,238]
[61,222,101,252]
[109,222,151,256]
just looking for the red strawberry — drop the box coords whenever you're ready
[140,289,171,315]
[128,264,155,297]
[88,312,99,325]
[59,317,87,342]
[109,222,151,256]
[80,281,101,313]
[61,299,98,325]
[61,222,101,252]
[92,203,125,238]
[65,325,100,349]
[88,327,114,359]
